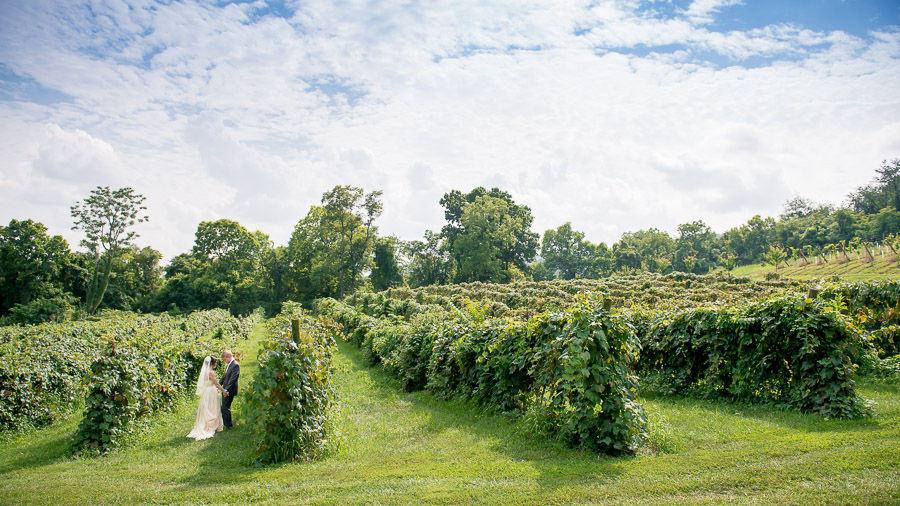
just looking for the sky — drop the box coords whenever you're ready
[1,0,899,260]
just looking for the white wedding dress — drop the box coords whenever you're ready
[186,357,224,440]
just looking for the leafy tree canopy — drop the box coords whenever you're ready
[0,219,73,316]
[70,186,147,313]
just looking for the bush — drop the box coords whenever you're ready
[72,339,188,454]
[0,292,79,326]
[244,303,338,465]
[527,296,646,453]
[641,294,869,419]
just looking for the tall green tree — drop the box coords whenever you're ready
[0,219,74,318]
[868,207,900,241]
[100,245,163,311]
[849,159,900,214]
[722,215,776,265]
[70,186,148,313]
[192,219,270,314]
[286,186,383,302]
[614,228,675,273]
[440,187,538,283]
[451,195,538,283]
[612,238,642,272]
[541,223,596,279]
[322,186,383,298]
[586,242,615,278]
[151,253,204,313]
[286,206,335,304]
[674,220,719,274]
[259,245,291,314]
[152,219,271,314]
[193,219,259,260]
[453,196,507,282]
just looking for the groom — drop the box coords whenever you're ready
[220,350,240,429]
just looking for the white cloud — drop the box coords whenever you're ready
[0,0,898,259]
[683,0,743,25]
[34,124,120,182]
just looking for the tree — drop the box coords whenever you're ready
[826,209,862,244]
[453,196,508,282]
[150,253,205,313]
[440,187,538,283]
[151,219,271,314]
[849,159,900,214]
[285,186,383,303]
[780,196,817,220]
[0,219,75,320]
[586,242,615,278]
[371,236,403,291]
[100,245,163,311]
[530,261,553,281]
[193,219,270,314]
[403,230,451,288]
[451,195,538,283]
[258,245,291,315]
[674,220,719,273]
[70,186,148,313]
[612,240,642,272]
[868,207,900,240]
[286,206,336,304]
[321,186,383,298]
[193,219,258,260]
[764,245,787,275]
[541,223,596,279]
[722,215,775,265]
[613,228,675,274]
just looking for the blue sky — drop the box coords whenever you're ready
[0,0,898,259]
[707,0,899,35]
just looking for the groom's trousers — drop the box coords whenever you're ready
[221,393,235,428]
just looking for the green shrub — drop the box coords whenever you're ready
[0,291,79,326]
[641,294,869,419]
[244,303,338,465]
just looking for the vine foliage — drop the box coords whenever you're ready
[244,303,338,465]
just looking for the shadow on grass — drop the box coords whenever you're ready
[640,390,885,434]
[0,421,76,474]
[171,424,259,488]
[331,339,628,492]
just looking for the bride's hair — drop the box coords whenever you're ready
[209,357,218,368]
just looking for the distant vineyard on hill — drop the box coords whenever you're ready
[368,272,809,316]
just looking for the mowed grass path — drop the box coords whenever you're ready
[1,325,899,505]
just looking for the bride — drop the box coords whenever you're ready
[186,356,227,440]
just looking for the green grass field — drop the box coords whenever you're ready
[731,251,898,282]
[2,322,899,505]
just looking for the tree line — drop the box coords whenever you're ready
[1,159,898,324]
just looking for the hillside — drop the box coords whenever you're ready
[729,251,898,282]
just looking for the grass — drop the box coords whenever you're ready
[1,326,899,505]
[730,250,899,282]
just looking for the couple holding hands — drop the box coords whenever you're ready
[186,350,240,440]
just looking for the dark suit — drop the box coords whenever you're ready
[220,360,240,428]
